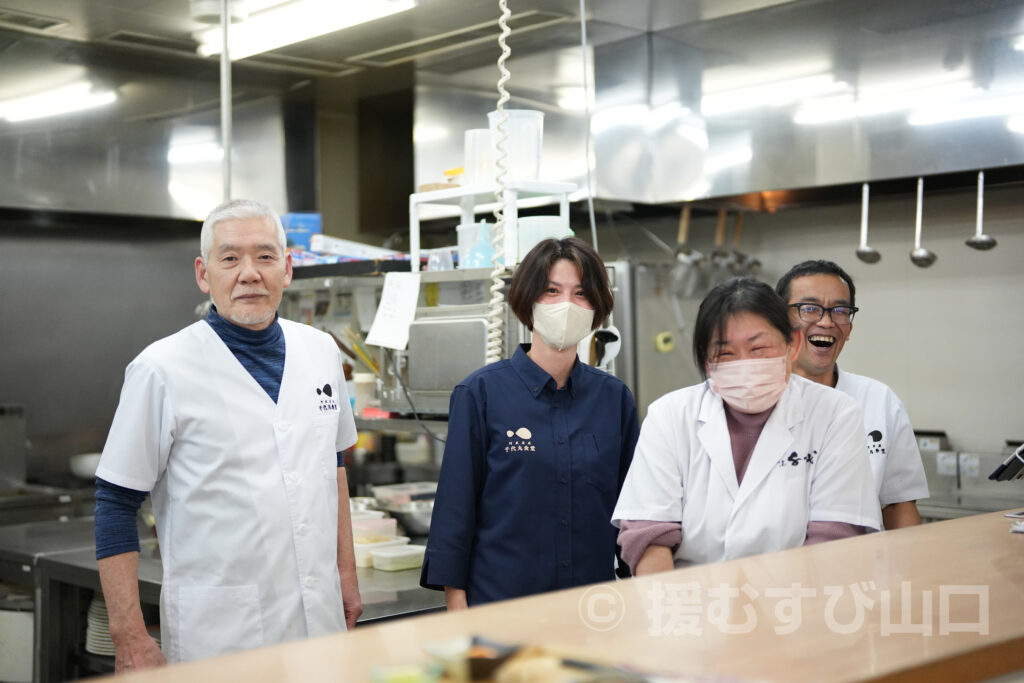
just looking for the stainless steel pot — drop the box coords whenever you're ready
[381,500,433,536]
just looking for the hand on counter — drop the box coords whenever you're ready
[114,633,166,674]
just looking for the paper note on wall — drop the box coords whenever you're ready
[365,272,421,350]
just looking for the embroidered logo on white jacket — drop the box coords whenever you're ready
[505,427,535,453]
[316,383,338,412]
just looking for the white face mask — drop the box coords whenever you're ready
[531,302,595,351]
[708,355,789,414]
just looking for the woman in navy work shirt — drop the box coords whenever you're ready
[421,237,640,608]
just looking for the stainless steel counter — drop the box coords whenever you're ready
[0,518,444,682]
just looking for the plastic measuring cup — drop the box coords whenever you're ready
[487,109,544,183]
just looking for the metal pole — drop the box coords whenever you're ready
[220,0,232,201]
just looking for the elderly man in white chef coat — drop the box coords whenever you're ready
[94,199,360,671]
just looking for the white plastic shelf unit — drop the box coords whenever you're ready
[408,180,577,272]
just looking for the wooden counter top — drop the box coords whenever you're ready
[110,511,1024,682]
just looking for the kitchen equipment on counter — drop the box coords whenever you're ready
[966,170,997,251]
[959,451,1024,510]
[370,544,426,572]
[350,496,380,512]
[354,536,410,568]
[379,271,524,415]
[371,482,437,507]
[0,403,27,494]
[351,510,386,521]
[380,500,434,536]
[856,183,881,264]
[909,178,937,267]
[0,583,33,683]
[988,443,1024,481]
[352,517,399,544]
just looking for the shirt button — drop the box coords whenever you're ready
[558,437,565,444]
[303,577,316,588]
[276,421,291,432]
[560,476,568,484]
[560,518,568,527]
[287,472,300,485]
[560,560,569,568]
[297,524,310,536]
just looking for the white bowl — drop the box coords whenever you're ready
[69,453,102,480]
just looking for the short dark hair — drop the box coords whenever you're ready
[775,260,856,308]
[693,277,793,378]
[507,237,613,330]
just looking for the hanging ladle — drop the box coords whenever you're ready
[856,183,881,264]
[966,170,997,250]
[910,177,937,268]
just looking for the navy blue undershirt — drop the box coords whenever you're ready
[96,306,342,560]
[204,305,286,403]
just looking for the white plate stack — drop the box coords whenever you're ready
[84,595,115,657]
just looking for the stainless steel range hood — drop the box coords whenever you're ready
[415,0,1024,205]
[5,0,1024,219]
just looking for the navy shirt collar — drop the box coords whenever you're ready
[510,344,585,398]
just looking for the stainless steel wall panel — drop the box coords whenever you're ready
[0,29,295,218]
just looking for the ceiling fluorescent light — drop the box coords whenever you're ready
[908,93,1024,126]
[196,0,416,60]
[0,81,117,122]
[702,74,847,117]
[1014,35,1024,51]
[1007,115,1024,134]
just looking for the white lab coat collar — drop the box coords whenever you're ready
[697,378,804,509]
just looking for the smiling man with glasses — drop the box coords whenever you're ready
[776,260,928,530]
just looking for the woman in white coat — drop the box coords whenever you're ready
[612,277,880,575]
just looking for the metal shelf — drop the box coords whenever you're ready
[354,418,449,434]
[408,180,576,273]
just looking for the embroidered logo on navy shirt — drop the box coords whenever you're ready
[316,383,338,412]
[867,429,886,456]
[505,427,535,453]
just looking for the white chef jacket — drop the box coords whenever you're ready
[612,375,880,567]
[96,318,357,663]
[835,367,930,506]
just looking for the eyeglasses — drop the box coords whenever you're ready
[788,303,859,324]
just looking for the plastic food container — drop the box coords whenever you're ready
[370,482,437,507]
[370,544,427,572]
[354,536,410,568]
[351,517,398,544]
[350,510,386,521]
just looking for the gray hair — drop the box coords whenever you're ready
[199,198,286,261]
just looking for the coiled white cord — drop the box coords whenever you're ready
[486,0,512,364]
